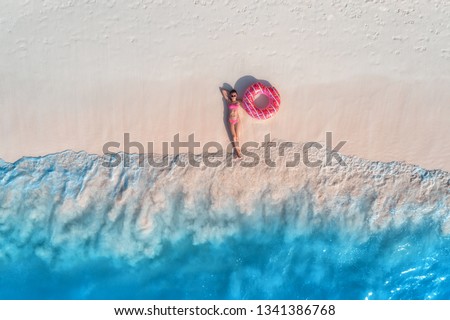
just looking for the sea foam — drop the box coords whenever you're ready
[0,142,449,298]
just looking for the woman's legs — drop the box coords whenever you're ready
[230,121,236,141]
[230,122,242,158]
[235,120,241,142]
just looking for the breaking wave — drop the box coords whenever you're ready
[0,143,449,299]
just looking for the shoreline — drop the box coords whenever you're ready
[1,75,449,172]
[2,140,449,177]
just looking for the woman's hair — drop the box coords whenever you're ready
[230,89,237,95]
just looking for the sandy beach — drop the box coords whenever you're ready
[1,0,449,171]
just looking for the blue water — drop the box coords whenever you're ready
[0,151,449,299]
[1,215,449,299]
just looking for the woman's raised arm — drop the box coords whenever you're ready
[221,88,230,102]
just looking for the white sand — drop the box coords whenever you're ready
[1,0,449,171]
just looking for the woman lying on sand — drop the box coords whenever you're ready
[221,88,242,158]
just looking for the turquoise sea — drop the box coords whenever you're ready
[0,150,449,299]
